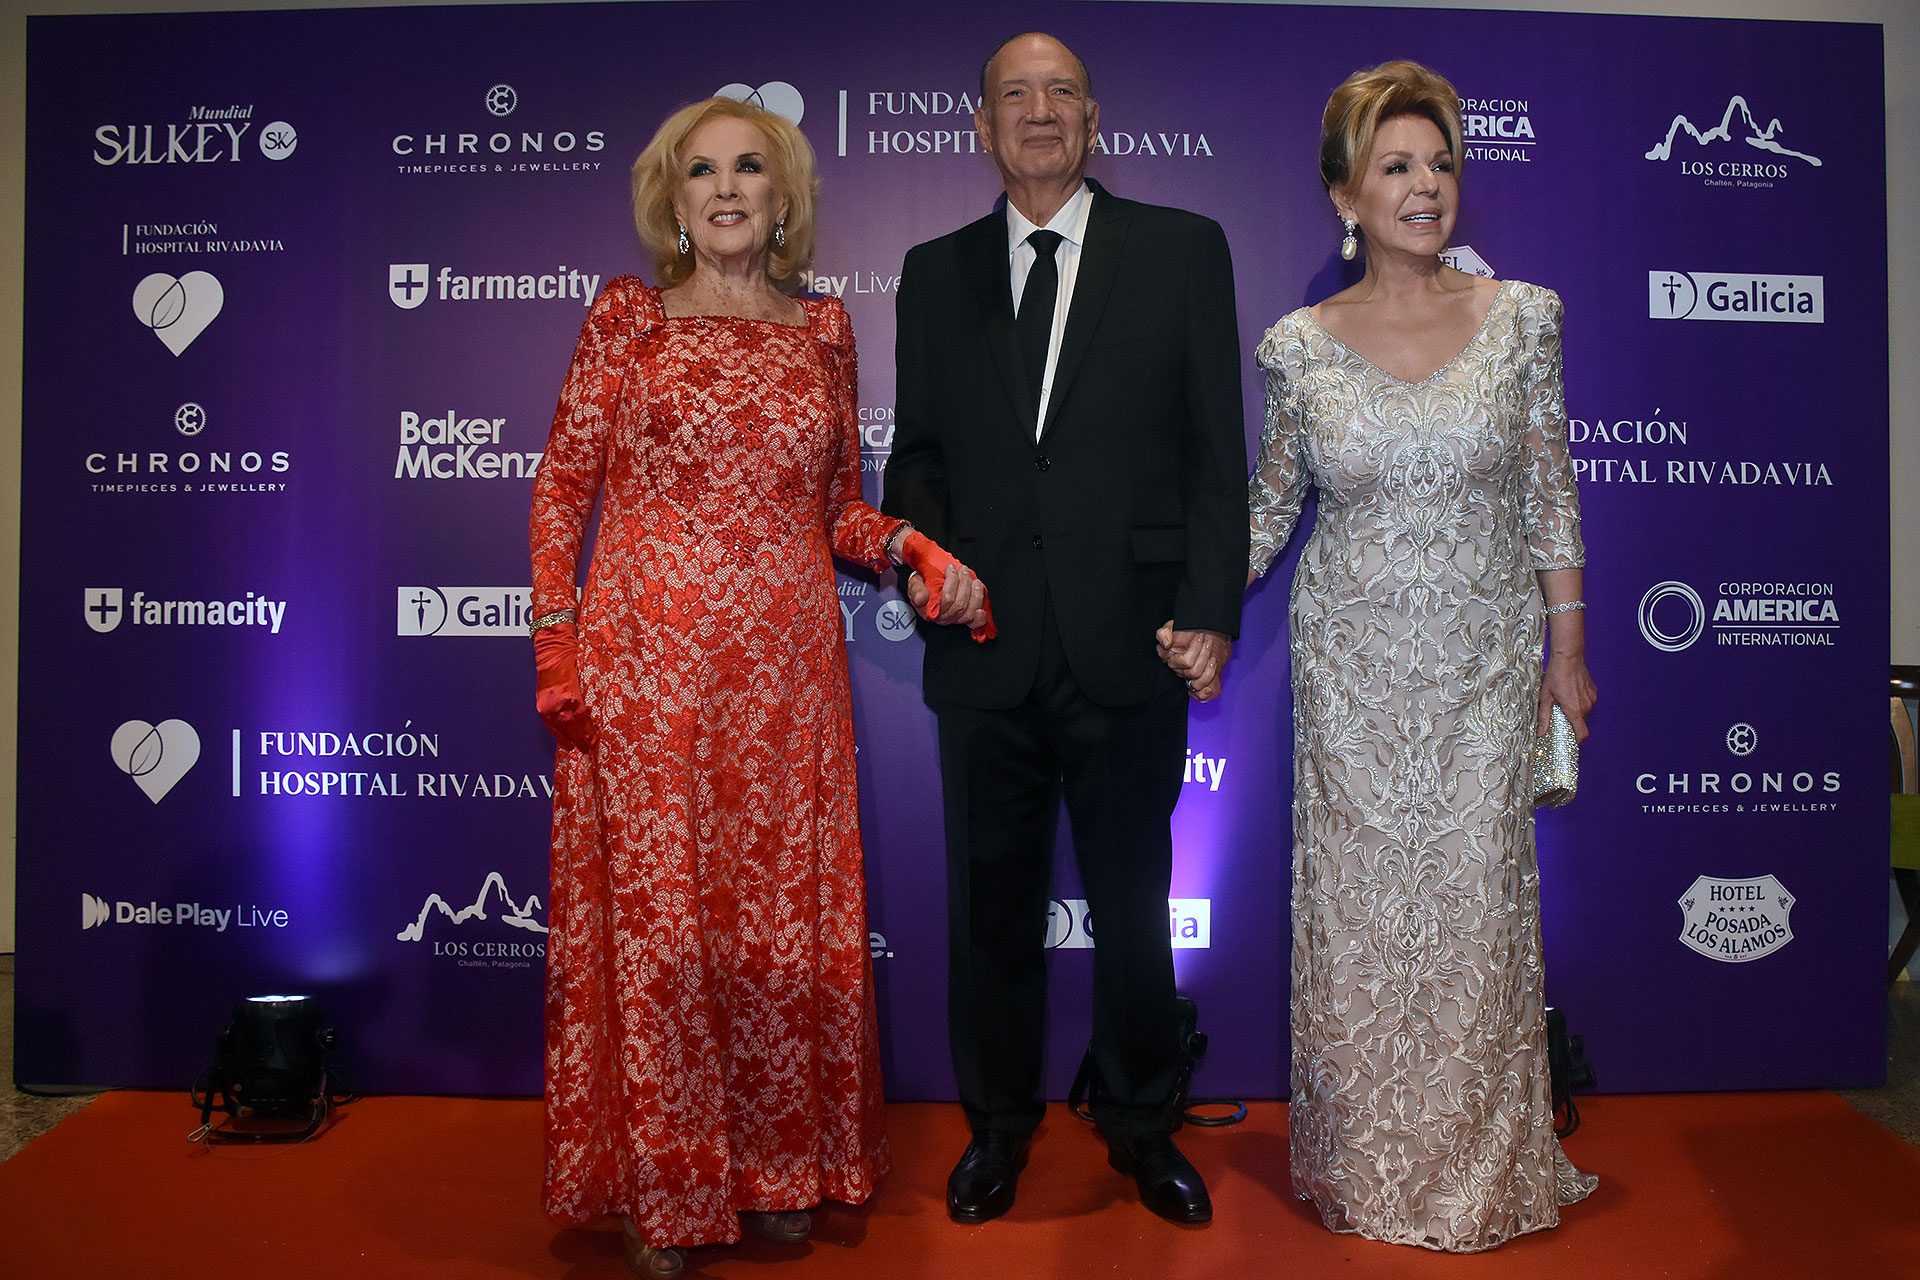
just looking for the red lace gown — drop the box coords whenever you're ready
[529,277,894,1246]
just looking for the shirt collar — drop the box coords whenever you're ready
[1004,181,1093,257]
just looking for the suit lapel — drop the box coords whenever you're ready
[958,213,1036,435]
[1040,181,1128,443]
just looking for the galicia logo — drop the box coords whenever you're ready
[398,586,531,637]
[94,107,295,165]
[717,81,804,124]
[133,271,224,355]
[875,599,918,642]
[1639,580,1706,652]
[85,587,286,634]
[1646,95,1821,181]
[1046,898,1211,949]
[387,263,601,309]
[1649,271,1822,323]
[82,893,111,929]
[111,718,201,803]
[389,84,607,176]
[1678,873,1795,962]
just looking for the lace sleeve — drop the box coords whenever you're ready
[1517,286,1585,571]
[815,300,902,569]
[1249,322,1311,578]
[528,279,634,616]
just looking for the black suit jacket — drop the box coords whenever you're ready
[884,180,1248,709]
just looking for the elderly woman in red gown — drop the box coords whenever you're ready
[528,96,988,1278]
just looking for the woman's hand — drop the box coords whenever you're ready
[533,621,597,752]
[1538,651,1596,741]
[900,532,995,641]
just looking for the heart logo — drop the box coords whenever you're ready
[132,271,225,355]
[111,719,202,803]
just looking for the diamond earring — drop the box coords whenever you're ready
[677,224,691,256]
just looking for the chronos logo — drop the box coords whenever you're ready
[389,83,607,174]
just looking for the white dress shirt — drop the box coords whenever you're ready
[1006,182,1093,439]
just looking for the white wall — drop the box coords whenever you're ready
[3,0,1912,953]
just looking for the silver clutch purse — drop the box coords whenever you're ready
[1533,705,1578,809]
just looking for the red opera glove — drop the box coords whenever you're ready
[900,531,996,643]
[532,620,596,752]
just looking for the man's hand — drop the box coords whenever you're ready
[904,559,993,637]
[1156,622,1230,702]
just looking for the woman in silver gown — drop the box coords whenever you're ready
[1245,61,1598,1251]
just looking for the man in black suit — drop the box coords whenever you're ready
[882,32,1247,1226]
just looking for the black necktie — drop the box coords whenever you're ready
[1018,230,1063,418]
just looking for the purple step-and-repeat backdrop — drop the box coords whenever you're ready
[18,2,1888,1097]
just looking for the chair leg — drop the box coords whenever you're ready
[1892,870,1920,984]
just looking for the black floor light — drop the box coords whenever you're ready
[191,994,348,1143]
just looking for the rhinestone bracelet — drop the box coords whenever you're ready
[886,521,917,566]
[1543,599,1586,615]
[527,608,576,635]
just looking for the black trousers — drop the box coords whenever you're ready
[934,607,1188,1142]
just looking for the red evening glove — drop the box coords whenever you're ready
[900,531,997,643]
[533,621,597,752]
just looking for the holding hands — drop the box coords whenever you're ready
[1157,622,1230,702]
[899,530,997,641]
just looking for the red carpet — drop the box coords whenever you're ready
[2,1093,1918,1278]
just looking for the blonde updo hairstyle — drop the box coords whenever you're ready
[631,96,819,289]
[1318,60,1464,195]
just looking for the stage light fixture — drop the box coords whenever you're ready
[191,993,347,1143]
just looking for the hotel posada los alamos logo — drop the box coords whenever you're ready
[1678,874,1795,962]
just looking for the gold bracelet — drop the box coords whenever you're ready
[528,608,576,635]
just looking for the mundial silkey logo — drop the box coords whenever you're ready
[1649,271,1823,323]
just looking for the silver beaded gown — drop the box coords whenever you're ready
[1248,280,1596,1252]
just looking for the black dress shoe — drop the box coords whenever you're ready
[1107,1131,1212,1224]
[946,1131,1029,1224]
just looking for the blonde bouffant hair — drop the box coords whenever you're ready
[1318,60,1464,194]
[630,96,818,289]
